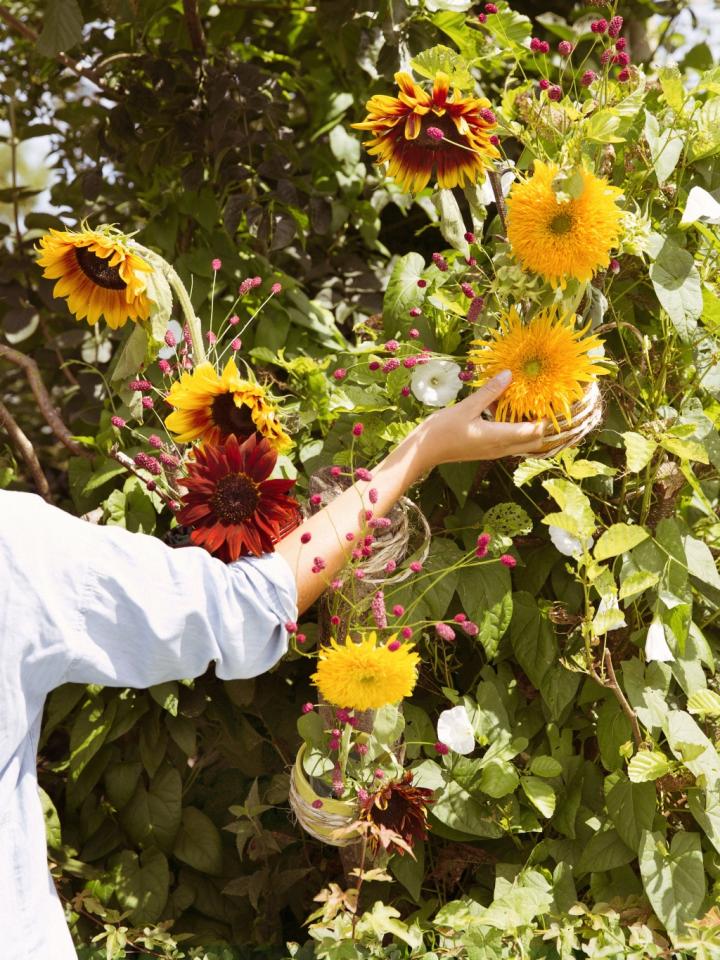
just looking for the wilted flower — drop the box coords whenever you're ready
[437,704,475,755]
[411,358,463,407]
[359,770,434,856]
[645,618,674,662]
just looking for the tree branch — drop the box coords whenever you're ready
[182,0,206,57]
[603,649,643,749]
[0,399,51,499]
[0,3,116,95]
[0,344,90,458]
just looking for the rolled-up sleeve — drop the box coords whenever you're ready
[63,521,297,688]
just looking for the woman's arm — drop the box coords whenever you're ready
[277,371,545,613]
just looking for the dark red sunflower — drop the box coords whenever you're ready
[359,771,434,856]
[352,71,499,193]
[177,432,301,562]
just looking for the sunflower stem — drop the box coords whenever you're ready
[137,247,207,364]
[487,169,508,236]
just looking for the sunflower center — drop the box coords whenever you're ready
[210,472,261,524]
[523,357,544,378]
[74,246,127,290]
[211,393,256,439]
[549,212,574,235]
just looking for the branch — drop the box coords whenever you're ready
[0,399,51,499]
[182,0,206,56]
[0,3,116,95]
[603,649,643,749]
[487,169,509,237]
[0,344,90,458]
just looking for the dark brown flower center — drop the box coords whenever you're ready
[211,472,260,524]
[550,212,573,235]
[211,393,256,439]
[75,246,127,290]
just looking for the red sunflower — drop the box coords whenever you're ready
[352,71,500,193]
[177,433,301,561]
[359,771,434,856]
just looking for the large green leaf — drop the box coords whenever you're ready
[36,0,83,55]
[606,777,657,850]
[111,848,169,925]
[576,828,635,875]
[649,239,703,341]
[121,766,182,852]
[457,563,512,660]
[594,523,649,561]
[384,253,425,327]
[173,807,224,875]
[639,831,705,939]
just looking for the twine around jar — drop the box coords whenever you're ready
[534,381,604,459]
[288,745,360,847]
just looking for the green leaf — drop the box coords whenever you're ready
[619,568,660,601]
[576,828,635,875]
[121,767,182,852]
[432,189,470,255]
[594,523,649,561]
[688,787,720,855]
[390,843,425,902]
[384,253,425,326]
[510,593,555,691]
[36,0,83,55]
[606,778,657,850]
[457,563,512,660]
[40,787,62,849]
[596,699,632,772]
[650,239,703,341]
[483,502,533,538]
[542,478,596,540]
[660,435,709,464]
[105,761,143,811]
[639,830,705,939]
[513,458,553,487]
[530,756,563,778]
[627,750,673,783]
[478,759,519,798]
[664,710,720,787]
[521,776,555,817]
[622,432,657,472]
[688,689,720,717]
[149,682,179,717]
[373,705,404,744]
[659,64,686,111]
[69,698,118,780]
[411,45,472,89]
[684,535,720,591]
[584,109,625,144]
[111,324,148,382]
[431,775,504,839]
[643,110,684,183]
[173,807,224,875]
[111,848,169,925]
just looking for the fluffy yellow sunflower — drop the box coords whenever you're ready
[164,356,292,450]
[506,161,623,288]
[469,306,607,429]
[312,632,419,712]
[352,71,499,194]
[36,225,152,328]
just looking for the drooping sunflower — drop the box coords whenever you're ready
[311,633,419,712]
[164,356,292,451]
[36,226,152,328]
[469,306,607,429]
[506,161,623,288]
[359,771,434,856]
[177,432,301,561]
[352,71,500,194]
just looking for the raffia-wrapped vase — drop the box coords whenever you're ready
[288,744,360,847]
[534,381,604,459]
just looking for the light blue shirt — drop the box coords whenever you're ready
[0,490,297,959]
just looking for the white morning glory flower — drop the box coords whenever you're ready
[158,319,183,359]
[548,525,594,558]
[477,163,516,206]
[595,593,627,632]
[411,358,462,408]
[680,186,720,226]
[645,618,675,662]
[424,0,473,10]
[437,705,475,755]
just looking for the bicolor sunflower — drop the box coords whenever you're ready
[469,306,607,429]
[311,632,419,712]
[36,226,152,328]
[176,432,300,561]
[164,356,292,451]
[506,161,623,288]
[352,71,500,193]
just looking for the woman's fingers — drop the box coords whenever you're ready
[464,370,512,413]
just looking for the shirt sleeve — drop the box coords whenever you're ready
[63,517,298,688]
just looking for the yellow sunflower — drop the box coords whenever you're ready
[469,306,607,429]
[312,632,419,712]
[506,161,623,288]
[164,356,292,450]
[36,226,152,329]
[352,71,499,194]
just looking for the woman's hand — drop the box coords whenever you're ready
[411,370,547,472]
